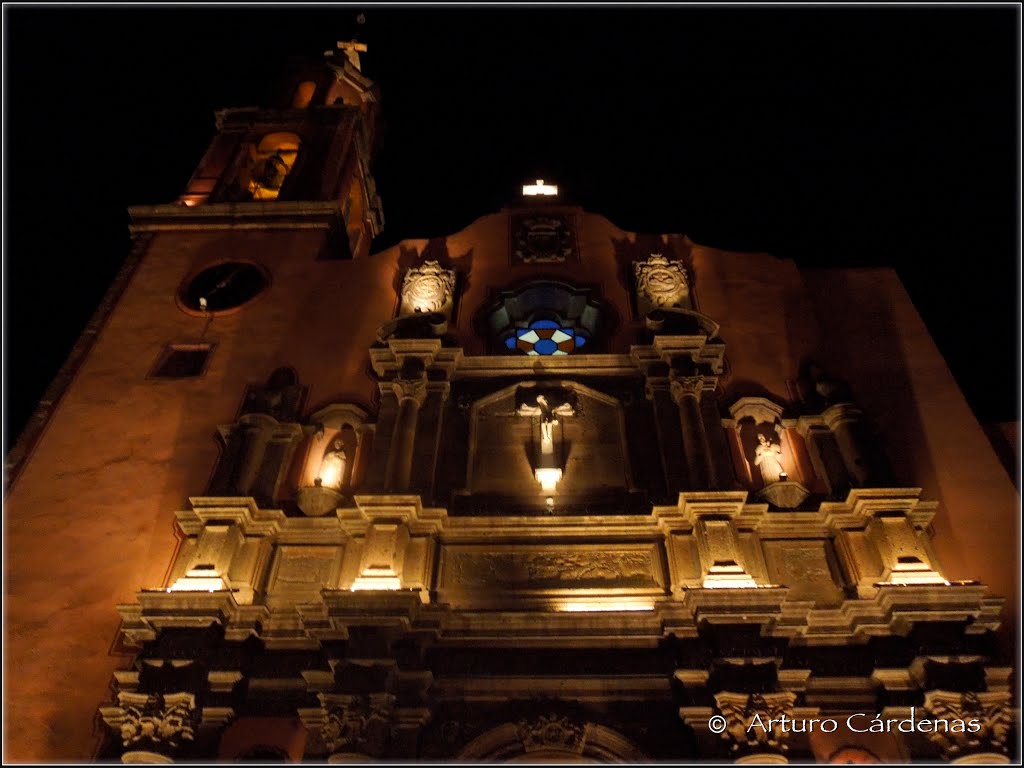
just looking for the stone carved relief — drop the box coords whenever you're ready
[321,693,396,756]
[634,253,690,312]
[516,714,585,754]
[511,215,576,263]
[447,548,656,589]
[714,691,798,756]
[922,690,1013,760]
[400,260,456,316]
[101,692,198,751]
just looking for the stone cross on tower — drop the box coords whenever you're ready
[337,40,368,70]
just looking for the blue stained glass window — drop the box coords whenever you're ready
[506,320,587,356]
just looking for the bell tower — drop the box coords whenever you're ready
[177,39,383,260]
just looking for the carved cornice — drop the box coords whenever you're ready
[128,200,348,233]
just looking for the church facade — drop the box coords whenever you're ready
[4,44,1019,763]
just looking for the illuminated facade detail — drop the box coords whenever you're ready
[4,39,1015,766]
[400,259,456,316]
[522,178,559,196]
[504,318,588,355]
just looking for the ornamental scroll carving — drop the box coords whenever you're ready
[100,692,198,750]
[634,254,689,313]
[447,548,656,589]
[400,260,456,316]
[714,691,798,755]
[516,714,585,754]
[922,690,1013,760]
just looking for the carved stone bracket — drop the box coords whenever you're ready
[922,690,1013,762]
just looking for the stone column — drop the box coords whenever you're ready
[234,417,274,494]
[383,377,428,492]
[700,387,733,489]
[923,691,1012,763]
[646,378,687,494]
[797,421,850,497]
[822,403,882,487]
[671,375,714,490]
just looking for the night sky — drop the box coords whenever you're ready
[4,6,1020,454]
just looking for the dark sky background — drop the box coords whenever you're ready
[4,6,1020,454]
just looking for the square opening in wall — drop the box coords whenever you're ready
[150,343,213,379]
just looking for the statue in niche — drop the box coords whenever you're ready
[317,440,347,490]
[754,433,786,485]
[400,260,456,315]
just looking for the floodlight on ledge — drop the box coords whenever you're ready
[557,599,654,613]
[535,467,562,493]
[351,575,402,592]
[523,179,558,197]
[166,576,228,592]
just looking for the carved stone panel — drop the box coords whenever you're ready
[266,545,342,603]
[437,543,665,605]
[762,539,844,605]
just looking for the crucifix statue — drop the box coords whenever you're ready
[516,388,575,493]
[337,40,368,70]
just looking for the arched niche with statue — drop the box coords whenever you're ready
[295,403,373,517]
[727,397,812,510]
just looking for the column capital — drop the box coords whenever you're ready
[670,375,706,403]
[922,690,1013,762]
[389,377,428,406]
[98,691,199,761]
[712,691,800,760]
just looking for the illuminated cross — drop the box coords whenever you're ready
[337,40,368,70]
[523,179,559,197]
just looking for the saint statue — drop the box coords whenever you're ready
[754,433,786,485]
[317,439,348,490]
